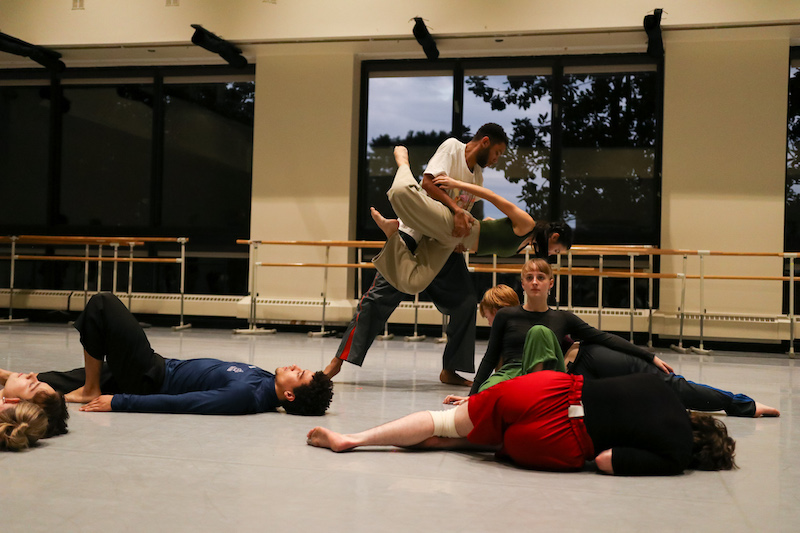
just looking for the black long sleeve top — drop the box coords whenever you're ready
[470,306,654,395]
[582,373,693,476]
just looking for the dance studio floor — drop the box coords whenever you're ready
[2,322,798,532]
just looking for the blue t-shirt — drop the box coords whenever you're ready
[111,358,280,415]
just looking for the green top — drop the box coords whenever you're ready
[476,217,530,257]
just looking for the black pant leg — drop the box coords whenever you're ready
[570,343,755,416]
[422,253,477,373]
[334,273,407,366]
[73,292,165,394]
[38,364,119,395]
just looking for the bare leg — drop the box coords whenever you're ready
[323,357,343,378]
[370,207,399,239]
[65,350,103,403]
[307,404,474,452]
[754,402,780,417]
[439,369,473,387]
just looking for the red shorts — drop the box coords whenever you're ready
[467,371,595,471]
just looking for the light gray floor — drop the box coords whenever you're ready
[1,322,798,533]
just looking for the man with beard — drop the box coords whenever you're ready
[324,124,508,387]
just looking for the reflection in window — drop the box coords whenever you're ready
[162,82,254,238]
[60,84,153,227]
[0,85,50,226]
[786,64,800,251]
[464,73,552,220]
[560,70,658,244]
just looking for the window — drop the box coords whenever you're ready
[0,83,50,226]
[358,72,453,242]
[0,66,255,295]
[786,52,800,251]
[358,56,662,306]
[784,50,800,314]
[60,83,154,227]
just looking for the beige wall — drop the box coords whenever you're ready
[2,1,800,338]
[661,30,789,334]
[250,52,358,303]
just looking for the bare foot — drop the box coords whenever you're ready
[754,402,780,417]
[370,207,399,238]
[324,357,343,378]
[65,386,102,404]
[307,427,356,452]
[394,145,409,167]
[439,369,473,387]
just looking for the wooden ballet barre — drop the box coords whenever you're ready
[684,274,789,281]
[1,234,191,331]
[7,255,180,264]
[16,235,184,245]
[237,239,385,249]
[255,261,374,269]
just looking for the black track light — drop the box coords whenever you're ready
[190,24,248,68]
[412,17,439,60]
[643,8,664,60]
[0,31,65,72]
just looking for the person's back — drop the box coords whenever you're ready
[582,373,693,476]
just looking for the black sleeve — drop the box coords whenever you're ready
[610,447,687,476]
[564,313,654,363]
[469,309,510,395]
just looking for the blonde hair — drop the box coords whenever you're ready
[521,258,553,280]
[479,284,520,317]
[0,401,48,451]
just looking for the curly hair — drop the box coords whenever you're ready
[33,389,69,437]
[1,401,48,451]
[688,412,737,471]
[281,371,334,416]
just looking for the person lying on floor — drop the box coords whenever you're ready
[308,371,737,476]
[20,292,333,416]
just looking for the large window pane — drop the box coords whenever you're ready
[560,69,658,244]
[786,63,800,251]
[0,85,50,226]
[162,82,254,240]
[60,84,153,227]
[359,74,453,241]
[464,71,552,221]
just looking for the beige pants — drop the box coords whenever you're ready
[373,165,479,294]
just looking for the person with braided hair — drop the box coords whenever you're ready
[0,398,48,451]
[0,370,69,438]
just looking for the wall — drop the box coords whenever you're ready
[1,1,800,339]
[660,29,790,340]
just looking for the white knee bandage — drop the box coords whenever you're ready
[427,409,460,438]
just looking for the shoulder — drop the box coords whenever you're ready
[441,137,464,150]
[496,305,524,319]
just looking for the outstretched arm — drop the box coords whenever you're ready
[433,176,535,236]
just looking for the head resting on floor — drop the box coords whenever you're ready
[688,412,737,471]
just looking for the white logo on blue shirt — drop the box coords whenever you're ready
[227,365,244,373]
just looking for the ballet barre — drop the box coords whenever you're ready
[234,239,382,336]
[0,235,191,330]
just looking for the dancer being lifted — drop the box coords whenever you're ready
[371,145,570,295]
